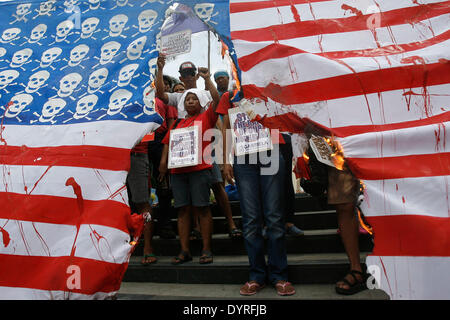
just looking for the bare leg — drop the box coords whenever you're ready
[336,202,363,289]
[177,205,191,255]
[194,206,213,253]
[211,182,237,232]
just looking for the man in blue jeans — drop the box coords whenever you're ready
[218,93,295,296]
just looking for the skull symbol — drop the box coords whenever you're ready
[126,36,147,60]
[108,14,128,37]
[0,28,21,44]
[74,94,98,119]
[57,73,82,97]
[81,17,100,39]
[68,44,89,67]
[40,98,66,122]
[5,93,33,118]
[108,89,132,115]
[0,70,20,89]
[10,48,33,68]
[25,70,50,93]
[15,3,32,16]
[55,20,75,42]
[194,3,215,22]
[64,0,79,13]
[40,47,62,68]
[138,10,158,33]
[29,24,48,43]
[88,68,108,93]
[99,41,121,64]
[143,86,156,115]
[34,0,56,17]
[118,64,139,87]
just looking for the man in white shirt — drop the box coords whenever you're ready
[156,54,213,119]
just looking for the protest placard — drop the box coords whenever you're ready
[168,125,199,169]
[228,107,273,156]
[309,135,335,167]
[161,29,192,57]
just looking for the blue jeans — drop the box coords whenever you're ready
[233,152,288,285]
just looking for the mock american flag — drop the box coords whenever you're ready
[229,0,450,299]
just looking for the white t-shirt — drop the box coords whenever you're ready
[167,90,212,119]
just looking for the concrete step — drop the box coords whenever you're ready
[117,282,389,300]
[132,229,374,257]
[123,252,374,285]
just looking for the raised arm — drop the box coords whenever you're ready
[198,67,220,111]
[155,54,169,105]
[222,113,235,185]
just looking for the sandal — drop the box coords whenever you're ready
[239,281,265,296]
[171,251,193,265]
[199,250,213,264]
[229,228,243,239]
[274,280,296,296]
[141,253,157,266]
[335,270,367,295]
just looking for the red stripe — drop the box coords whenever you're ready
[238,30,450,72]
[230,0,332,13]
[252,111,450,137]
[367,215,450,256]
[347,153,450,180]
[0,254,127,295]
[0,145,130,171]
[0,193,132,233]
[242,61,450,104]
[231,2,450,41]
[331,111,450,137]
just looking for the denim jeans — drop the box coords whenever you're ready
[233,152,288,285]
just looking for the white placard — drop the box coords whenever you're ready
[309,135,335,167]
[228,108,273,156]
[168,125,199,169]
[161,29,192,57]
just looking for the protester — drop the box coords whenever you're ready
[280,133,305,237]
[218,92,295,296]
[328,163,367,295]
[157,54,221,265]
[172,82,185,93]
[126,138,155,265]
[213,70,230,97]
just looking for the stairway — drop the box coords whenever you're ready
[120,193,389,299]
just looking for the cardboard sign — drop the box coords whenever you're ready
[309,135,335,167]
[228,108,273,156]
[168,125,199,169]
[161,29,192,57]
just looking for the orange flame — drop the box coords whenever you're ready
[302,151,310,163]
[357,208,373,235]
[326,138,345,170]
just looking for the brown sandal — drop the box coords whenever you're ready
[199,250,213,264]
[239,281,265,296]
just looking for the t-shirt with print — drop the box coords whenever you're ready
[162,105,218,174]
[167,91,212,119]
[155,98,178,136]
[216,91,285,145]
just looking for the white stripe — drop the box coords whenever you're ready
[0,219,132,264]
[0,165,128,204]
[0,286,117,300]
[239,39,450,87]
[1,120,158,149]
[252,84,449,128]
[232,13,449,57]
[366,256,450,299]
[359,176,450,218]
[339,123,450,159]
[230,0,446,31]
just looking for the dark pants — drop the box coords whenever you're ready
[280,134,295,223]
[148,134,173,229]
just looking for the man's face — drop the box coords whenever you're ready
[163,80,171,92]
[179,68,198,89]
[215,76,229,92]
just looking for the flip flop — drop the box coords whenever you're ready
[171,251,193,265]
[229,228,243,239]
[199,250,213,264]
[141,253,157,266]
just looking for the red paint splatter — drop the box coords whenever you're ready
[341,4,363,17]
[28,166,53,195]
[0,101,13,146]
[402,196,406,204]
[0,226,10,247]
[290,4,301,22]
[65,177,84,257]
[396,184,399,191]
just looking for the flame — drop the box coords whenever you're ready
[357,208,373,235]
[326,138,345,170]
[302,151,310,164]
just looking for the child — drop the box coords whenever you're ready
[159,73,220,265]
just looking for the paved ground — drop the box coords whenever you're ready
[117,282,390,300]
